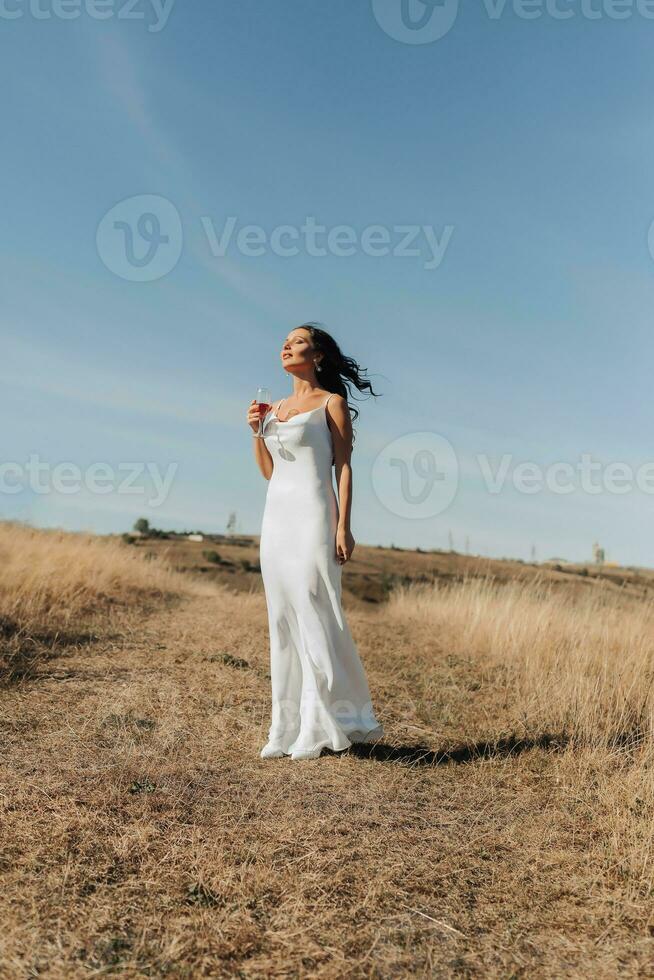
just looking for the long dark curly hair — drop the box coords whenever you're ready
[295,322,381,440]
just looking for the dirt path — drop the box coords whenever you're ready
[1,589,651,977]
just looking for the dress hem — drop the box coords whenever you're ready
[266,723,384,757]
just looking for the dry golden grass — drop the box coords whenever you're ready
[386,575,654,750]
[0,520,213,628]
[0,521,216,685]
[387,577,654,916]
[1,529,653,976]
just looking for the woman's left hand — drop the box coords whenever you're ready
[336,526,355,564]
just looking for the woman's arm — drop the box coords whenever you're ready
[247,398,275,481]
[328,396,356,563]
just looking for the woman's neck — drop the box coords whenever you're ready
[291,380,322,399]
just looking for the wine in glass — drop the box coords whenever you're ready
[255,386,272,439]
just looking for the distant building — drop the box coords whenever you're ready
[188,534,204,542]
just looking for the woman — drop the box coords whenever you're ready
[247,322,385,761]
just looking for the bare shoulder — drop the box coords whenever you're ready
[326,392,347,411]
[325,393,351,425]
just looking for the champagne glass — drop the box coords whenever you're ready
[254,386,272,439]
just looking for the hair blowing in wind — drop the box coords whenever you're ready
[297,322,381,439]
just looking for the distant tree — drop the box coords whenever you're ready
[134,518,150,535]
[203,550,222,565]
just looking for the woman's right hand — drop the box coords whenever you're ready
[247,399,264,435]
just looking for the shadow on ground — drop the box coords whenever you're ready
[341,732,569,766]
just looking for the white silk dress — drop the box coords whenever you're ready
[259,393,384,759]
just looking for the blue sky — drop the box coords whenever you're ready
[2,0,653,566]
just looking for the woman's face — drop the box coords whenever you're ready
[280,328,321,374]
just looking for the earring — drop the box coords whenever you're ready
[316,362,322,372]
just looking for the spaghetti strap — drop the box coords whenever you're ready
[324,393,334,410]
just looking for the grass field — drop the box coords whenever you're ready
[1,521,653,977]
